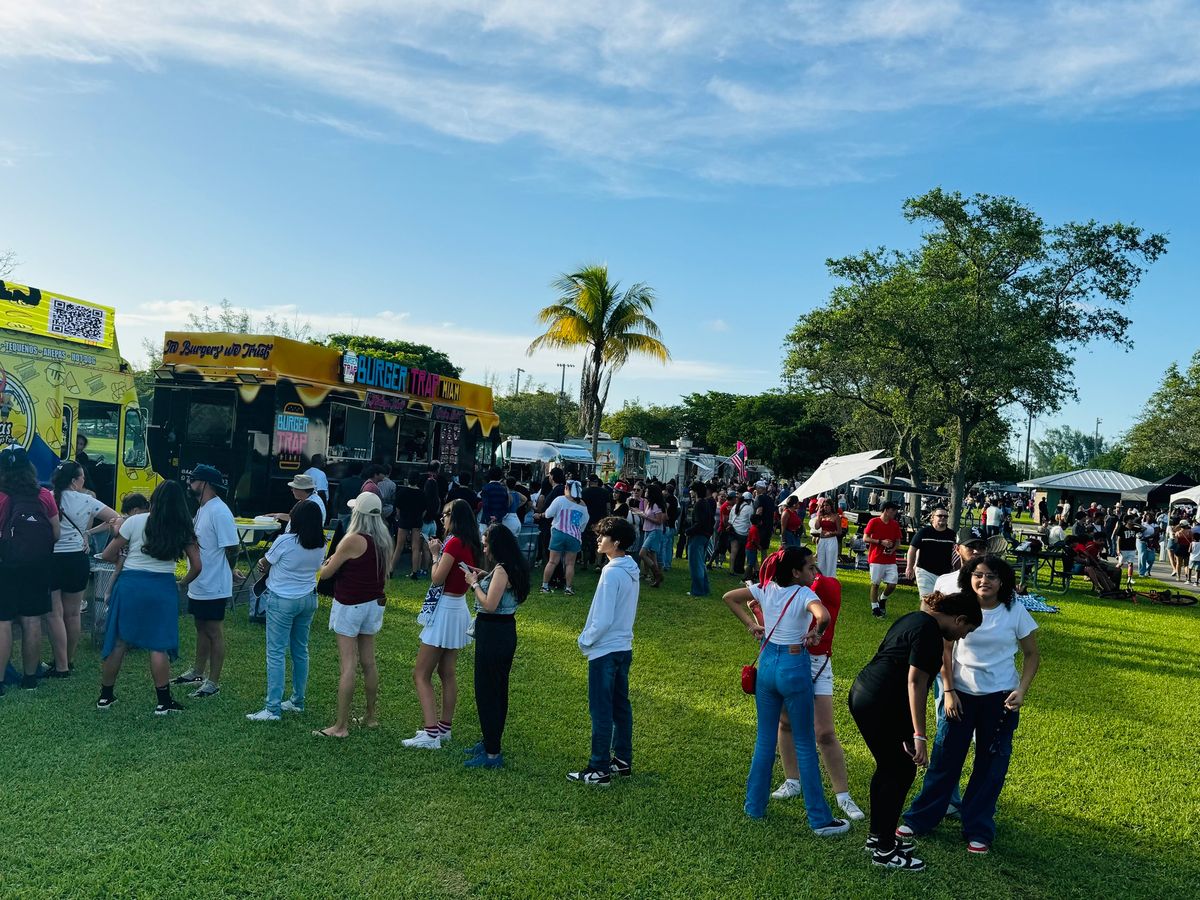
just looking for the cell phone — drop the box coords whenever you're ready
[458,562,472,574]
[902,739,915,758]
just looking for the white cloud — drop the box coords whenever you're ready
[115,297,771,405]
[706,318,729,332]
[2,2,1197,188]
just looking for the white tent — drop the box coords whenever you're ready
[787,450,891,503]
[1169,485,1200,505]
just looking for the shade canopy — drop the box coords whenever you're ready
[788,450,891,503]
[1121,472,1198,505]
[1169,485,1200,506]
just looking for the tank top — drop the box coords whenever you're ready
[334,535,385,605]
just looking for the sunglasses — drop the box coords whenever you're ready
[972,572,1000,582]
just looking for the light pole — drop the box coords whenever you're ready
[1024,407,1033,479]
[556,362,575,443]
[514,367,524,397]
[1093,417,1102,463]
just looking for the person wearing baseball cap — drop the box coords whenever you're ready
[172,465,239,699]
[932,526,987,597]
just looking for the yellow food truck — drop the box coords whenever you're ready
[0,279,158,507]
[150,333,501,516]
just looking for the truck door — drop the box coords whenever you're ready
[74,399,121,508]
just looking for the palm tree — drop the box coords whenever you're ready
[528,265,670,460]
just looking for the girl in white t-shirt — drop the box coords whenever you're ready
[45,462,120,675]
[902,554,1041,855]
[722,546,849,837]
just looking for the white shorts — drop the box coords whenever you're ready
[811,654,833,697]
[329,599,385,637]
[1119,549,1137,566]
[870,563,899,585]
[914,568,938,598]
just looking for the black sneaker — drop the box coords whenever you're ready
[871,606,884,618]
[567,767,611,787]
[154,699,185,716]
[609,758,632,778]
[45,667,72,679]
[872,846,925,871]
[22,675,38,691]
[813,818,851,836]
[170,672,203,686]
[866,833,915,853]
[96,695,117,710]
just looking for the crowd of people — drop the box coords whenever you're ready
[9,448,1138,874]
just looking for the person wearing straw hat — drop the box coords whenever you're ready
[313,491,393,737]
[269,473,326,526]
[171,464,238,700]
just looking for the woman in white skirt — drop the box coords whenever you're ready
[403,498,480,749]
[814,498,842,578]
[313,491,393,738]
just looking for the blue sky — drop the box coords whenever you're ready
[1,1,1198,457]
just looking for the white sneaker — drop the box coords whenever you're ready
[402,729,443,749]
[771,779,803,800]
[280,699,303,713]
[838,795,866,821]
[246,708,281,722]
[439,728,452,744]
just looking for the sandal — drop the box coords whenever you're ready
[312,727,348,738]
[352,716,380,728]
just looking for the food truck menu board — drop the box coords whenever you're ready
[434,405,463,468]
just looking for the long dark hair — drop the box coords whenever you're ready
[645,483,664,513]
[0,450,40,498]
[772,546,815,586]
[484,524,530,603]
[290,499,326,550]
[445,498,482,563]
[958,553,1016,608]
[52,461,84,508]
[143,480,197,561]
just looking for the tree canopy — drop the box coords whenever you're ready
[785,188,1166,527]
[494,390,579,443]
[1120,351,1200,480]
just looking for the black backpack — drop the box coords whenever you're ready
[1,493,55,564]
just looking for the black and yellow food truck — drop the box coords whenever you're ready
[150,333,500,516]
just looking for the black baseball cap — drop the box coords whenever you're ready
[957,525,985,547]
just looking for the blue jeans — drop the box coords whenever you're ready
[745,644,832,828]
[687,536,710,595]
[661,528,675,569]
[927,675,963,811]
[264,589,318,715]
[587,650,633,770]
[782,530,802,548]
[1136,542,1156,576]
[904,690,1019,844]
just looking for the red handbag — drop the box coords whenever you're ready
[741,587,802,695]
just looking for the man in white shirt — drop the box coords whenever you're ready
[172,464,239,699]
[271,473,327,526]
[302,454,330,509]
[1047,517,1067,547]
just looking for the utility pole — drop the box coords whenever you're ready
[1093,417,1102,463]
[514,367,524,397]
[556,362,575,443]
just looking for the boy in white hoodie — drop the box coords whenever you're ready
[568,516,641,787]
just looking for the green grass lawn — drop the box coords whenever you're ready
[2,551,1197,898]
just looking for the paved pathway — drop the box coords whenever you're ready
[1148,556,1200,596]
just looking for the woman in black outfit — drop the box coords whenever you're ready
[462,524,531,768]
[849,591,982,871]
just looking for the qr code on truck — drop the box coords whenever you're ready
[49,297,107,344]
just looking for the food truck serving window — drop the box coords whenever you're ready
[329,402,372,459]
[123,408,149,467]
[77,400,119,463]
[186,400,235,446]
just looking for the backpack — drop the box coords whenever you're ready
[1,492,55,564]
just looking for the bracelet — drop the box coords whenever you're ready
[913,735,927,742]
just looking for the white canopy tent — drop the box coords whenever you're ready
[1169,485,1200,505]
[787,450,892,503]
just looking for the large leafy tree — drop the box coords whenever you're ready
[528,265,670,459]
[785,188,1166,528]
[1121,351,1200,480]
[1030,425,1107,476]
[601,400,683,447]
[493,389,579,442]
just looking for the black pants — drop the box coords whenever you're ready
[474,614,517,755]
[849,684,917,852]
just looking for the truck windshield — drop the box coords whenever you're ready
[76,400,119,464]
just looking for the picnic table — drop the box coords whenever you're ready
[232,518,281,604]
[1012,543,1075,594]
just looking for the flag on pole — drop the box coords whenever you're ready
[732,441,748,479]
